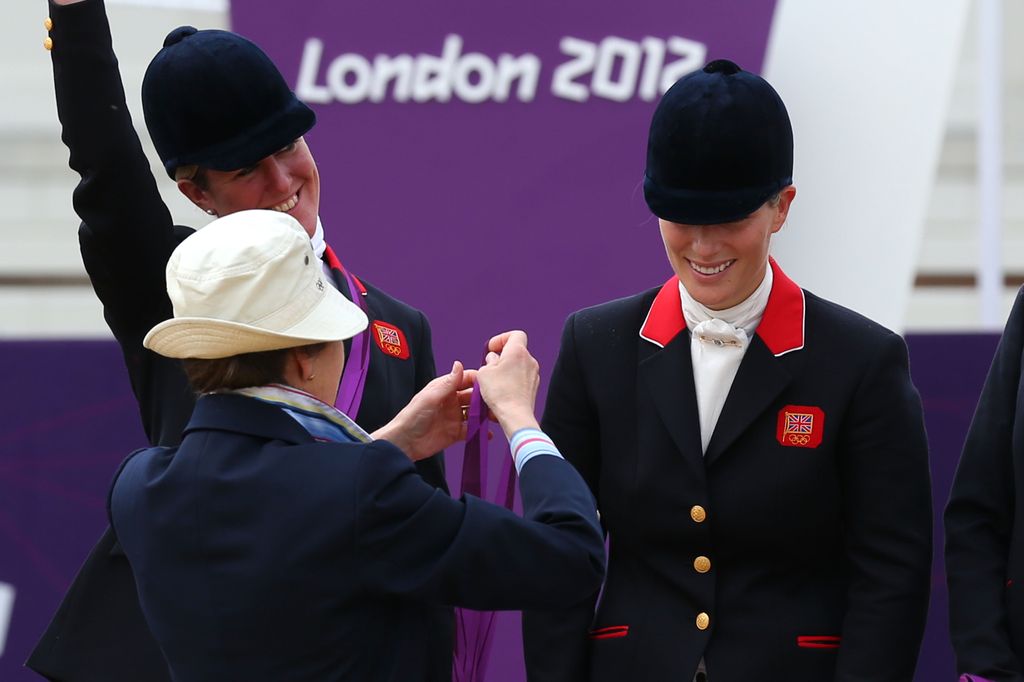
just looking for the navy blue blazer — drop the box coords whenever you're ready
[108,393,604,682]
[946,287,1024,682]
[29,1,446,679]
[524,260,932,682]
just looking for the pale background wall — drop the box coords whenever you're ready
[1,0,1021,336]
[0,0,225,338]
[765,0,969,333]
[912,0,1024,329]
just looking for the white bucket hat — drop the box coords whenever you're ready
[144,209,368,359]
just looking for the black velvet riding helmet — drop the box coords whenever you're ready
[142,26,316,179]
[643,59,793,225]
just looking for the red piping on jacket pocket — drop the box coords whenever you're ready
[797,635,840,649]
[588,625,629,640]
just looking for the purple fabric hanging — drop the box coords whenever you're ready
[335,267,370,417]
[323,246,371,418]
[453,354,517,682]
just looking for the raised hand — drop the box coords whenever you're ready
[373,361,474,461]
[476,330,541,438]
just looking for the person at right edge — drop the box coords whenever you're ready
[31,1,450,680]
[523,59,932,682]
[945,290,1024,682]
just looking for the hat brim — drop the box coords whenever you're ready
[143,283,368,360]
[643,174,792,225]
[165,97,316,178]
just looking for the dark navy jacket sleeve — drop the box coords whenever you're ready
[355,441,605,610]
[946,287,1024,682]
[834,332,932,682]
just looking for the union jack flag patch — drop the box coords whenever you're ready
[371,320,410,360]
[776,405,825,449]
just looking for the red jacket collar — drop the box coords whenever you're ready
[323,245,367,296]
[639,257,805,356]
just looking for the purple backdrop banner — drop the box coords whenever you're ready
[229,0,778,425]
[0,342,146,681]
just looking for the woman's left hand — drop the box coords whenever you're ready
[372,361,474,461]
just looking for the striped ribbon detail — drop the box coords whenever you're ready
[509,428,561,474]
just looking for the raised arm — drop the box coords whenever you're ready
[48,0,192,444]
[49,0,178,313]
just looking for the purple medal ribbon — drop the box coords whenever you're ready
[325,246,370,418]
[960,676,996,682]
[453,348,516,682]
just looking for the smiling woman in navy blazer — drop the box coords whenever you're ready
[523,60,932,682]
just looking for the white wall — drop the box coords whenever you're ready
[0,0,225,338]
[764,0,970,333]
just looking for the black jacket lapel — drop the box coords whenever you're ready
[704,336,792,465]
[639,331,704,465]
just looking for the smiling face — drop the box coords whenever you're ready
[178,138,320,238]
[659,186,795,310]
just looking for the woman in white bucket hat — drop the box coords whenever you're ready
[107,209,604,682]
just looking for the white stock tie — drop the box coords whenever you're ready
[690,319,749,454]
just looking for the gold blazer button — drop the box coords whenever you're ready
[694,556,711,573]
[690,505,706,523]
[696,612,710,630]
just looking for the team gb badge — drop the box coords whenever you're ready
[371,320,410,360]
[776,405,825,449]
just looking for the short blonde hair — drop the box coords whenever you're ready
[174,164,210,190]
[174,164,199,182]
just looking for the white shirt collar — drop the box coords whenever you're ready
[310,216,326,260]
